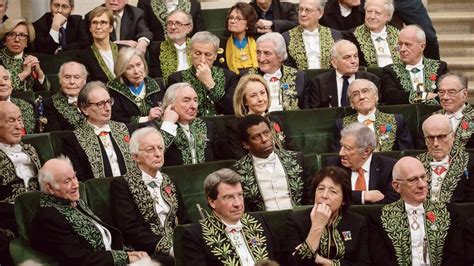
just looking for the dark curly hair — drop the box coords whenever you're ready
[310,166,352,212]
[224,2,258,38]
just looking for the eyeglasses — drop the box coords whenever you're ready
[6,32,29,41]
[297,7,318,14]
[438,88,466,97]
[91,20,110,27]
[88,98,114,109]
[395,174,428,186]
[424,132,452,144]
[139,146,164,154]
[220,192,244,203]
[227,16,246,22]
[166,21,190,27]
[52,3,72,10]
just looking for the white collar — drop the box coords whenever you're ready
[303,28,319,36]
[339,4,352,17]
[13,52,23,60]
[404,202,425,214]
[360,153,372,173]
[87,121,111,135]
[447,104,465,117]
[335,71,354,79]
[174,41,187,51]
[405,57,424,70]
[142,170,163,184]
[357,109,376,122]
[252,151,276,163]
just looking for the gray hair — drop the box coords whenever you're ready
[0,65,11,78]
[307,0,326,10]
[190,31,220,53]
[364,0,394,20]
[257,32,288,61]
[58,61,88,79]
[330,39,357,59]
[205,168,241,201]
[438,72,468,90]
[77,81,108,109]
[162,82,194,111]
[402,24,426,43]
[348,79,378,100]
[129,127,164,154]
[340,122,377,153]
[114,47,148,81]
[38,155,72,192]
[167,9,194,31]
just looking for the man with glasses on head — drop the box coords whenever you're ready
[416,114,474,203]
[148,10,193,81]
[369,156,464,265]
[381,25,448,105]
[33,0,89,54]
[182,168,275,265]
[62,81,135,180]
[282,0,342,71]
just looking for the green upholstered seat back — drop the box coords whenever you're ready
[162,160,236,223]
[303,153,321,181]
[21,133,55,164]
[83,178,114,225]
[11,91,35,103]
[30,50,80,75]
[202,115,236,160]
[49,130,74,157]
[202,8,228,38]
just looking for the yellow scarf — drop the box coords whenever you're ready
[225,36,258,74]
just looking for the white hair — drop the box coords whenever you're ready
[129,127,164,154]
[257,32,288,61]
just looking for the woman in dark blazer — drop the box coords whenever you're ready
[286,166,370,265]
[225,74,294,159]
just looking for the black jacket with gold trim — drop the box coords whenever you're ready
[43,93,85,132]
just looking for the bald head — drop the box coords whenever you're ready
[392,156,428,205]
[0,102,23,145]
[422,114,451,135]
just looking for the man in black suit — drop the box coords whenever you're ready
[33,0,89,54]
[168,31,237,116]
[369,156,464,265]
[182,168,275,265]
[320,0,364,31]
[137,0,205,41]
[327,122,399,204]
[250,0,298,34]
[32,157,148,265]
[153,82,215,166]
[381,25,448,105]
[333,79,413,152]
[309,39,380,108]
[416,114,474,203]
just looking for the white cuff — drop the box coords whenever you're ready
[138,116,149,123]
[49,29,60,44]
[361,191,365,205]
[138,37,150,45]
[161,121,177,136]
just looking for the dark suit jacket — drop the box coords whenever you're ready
[368,202,464,265]
[42,93,85,132]
[80,44,125,83]
[309,70,381,108]
[182,213,275,266]
[326,153,400,204]
[381,59,449,105]
[137,0,205,41]
[465,217,474,265]
[168,67,237,115]
[33,13,89,54]
[320,0,365,31]
[332,112,414,152]
[250,0,298,33]
[286,208,370,265]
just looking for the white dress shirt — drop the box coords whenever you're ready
[166,0,179,13]
[49,21,68,44]
[99,50,115,78]
[89,122,121,177]
[335,71,355,107]
[0,143,36,187]
[446,105,465,131]
[357,109,376,132]
[350,154,372,204]
[142,171,170,225]
[406,58,425,95]
[370,27,393,67]
[174,42,190,71]
[222,220,255,266]
[405,202,430,266]
[263,69,283,112]
[302,29,321,69]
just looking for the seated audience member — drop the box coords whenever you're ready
[168,31,237,116]
[248,32,308,110]
[148,10,193,81]
[416,114,474,203]
[0,18,49,92]
[81,7,120,83]
[62,81,134,180]
[283,0,342,70]
[33,0,89,54]
[286,166,369,265]
[138,0,205,41]
[369,156,464,265]
[232,114,305,211]
[250,0,298,34]
[218,2,258,75]
[107,47,163,124]
[309,40,380,108]
[394,0,439,60]
[320,0,364,31]
[333,79,413,152]
[434,73,474,150]
[0,66,35,134]
[0,101,40,264]
[182,168,275,265]
[327,122,399,204]
[381,25,448,105]
[349,0,400,67]
[226,74,293,159]
[154,82,214,166]
[110,127,186,265]
[43,61,87,132]
[32,157,149,265]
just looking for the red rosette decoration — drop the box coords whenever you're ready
[426,211,436,223]
[123,135,130,143]
[273,123,281,133]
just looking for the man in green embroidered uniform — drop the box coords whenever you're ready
[369,156,464,265]
[182,168,275,265]
[282,0,342,70]
[416,114,474,203]
[381,25,448,105]
[32,156,149,265]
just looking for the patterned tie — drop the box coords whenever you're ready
[59,26,67,48]
[341,76,350,106]
[355,168,366,191]
[410,67,420,74]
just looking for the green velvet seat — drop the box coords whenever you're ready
[84,178,115,225]
[201,8,228,38]
[303,153,321,180]
[202,115,237,160]
[46,74,61,92]
[49,130,74,157]
[30,50,80,75]
[402,149,426,157]
[304,68,332,80]
[21,133,55,164]
[162,160,236,223]
[11,91,35,103]
[366,67,383,77]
